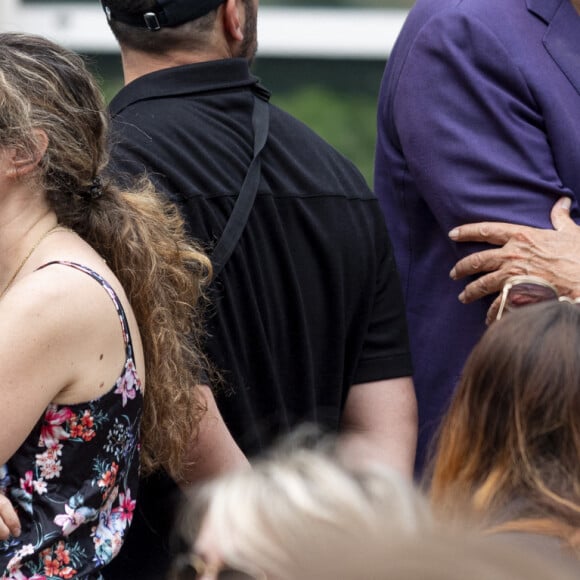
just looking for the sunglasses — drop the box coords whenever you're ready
[172,553,266,580]
[496,275,580,321]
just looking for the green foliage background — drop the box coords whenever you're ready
[272,87,378,186]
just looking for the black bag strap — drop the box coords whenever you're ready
[211,86,270,278]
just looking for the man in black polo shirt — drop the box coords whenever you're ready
[101,1,417,578]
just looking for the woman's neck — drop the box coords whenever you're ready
[0,205,56,291]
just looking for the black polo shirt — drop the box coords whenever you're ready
[105,58,412,578]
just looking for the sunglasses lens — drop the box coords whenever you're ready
[506,282,558,310]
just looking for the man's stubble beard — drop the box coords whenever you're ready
[237,0,258,64]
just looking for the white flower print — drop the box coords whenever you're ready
[33,480,47,495]
[38,457,62,480]
[5,543,34,574]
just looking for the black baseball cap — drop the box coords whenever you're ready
[101,0,226,31]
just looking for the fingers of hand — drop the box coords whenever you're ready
[0,495,20,539]
[551,196,575,232]
[448,222,515,245]
[0,520,12,541]
[450,249,504,280]
[457,272,503,304]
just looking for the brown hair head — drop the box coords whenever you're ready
[0,32,212,482]
[0,33,106,200]
[430,301,580,548]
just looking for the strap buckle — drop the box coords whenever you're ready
[252,82,272,102]
[143,12,162,31]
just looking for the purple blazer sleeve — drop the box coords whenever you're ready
[374,0,580,473]
[392,9,575,256]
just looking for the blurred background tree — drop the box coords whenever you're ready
[255,1,414,188]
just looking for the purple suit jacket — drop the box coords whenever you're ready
[375,0,580,472]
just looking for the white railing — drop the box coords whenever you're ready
[0,4,407,59]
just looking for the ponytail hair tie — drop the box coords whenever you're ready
[87,176,104,199]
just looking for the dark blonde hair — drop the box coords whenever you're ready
[0,32,211,482]
[430,301,580,552]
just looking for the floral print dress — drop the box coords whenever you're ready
[0,262,143,579]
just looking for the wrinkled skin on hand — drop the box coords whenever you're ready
[448,198,580,324]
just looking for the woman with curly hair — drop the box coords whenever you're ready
[0,32,240,578]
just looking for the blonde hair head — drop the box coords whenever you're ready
[179,439,431,579]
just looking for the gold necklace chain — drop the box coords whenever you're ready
[0,224,62,299]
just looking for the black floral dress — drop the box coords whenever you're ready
[0,262,143,579]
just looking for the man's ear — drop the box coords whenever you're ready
[222,0,245,42]
[11,129,48,177]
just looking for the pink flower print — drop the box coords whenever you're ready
[36,446,63,480]
[112,489,136,526]
[44,444,63,461]
[20,470,47,496]
[36,444,63,481]
[39,406,73,448]
[7,572,46,580]
[20,471,34,494]
[54,505,87,537]
[6,544,35,575]
[114,363,139,407]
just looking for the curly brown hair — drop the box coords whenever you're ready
[0,32,212,483]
